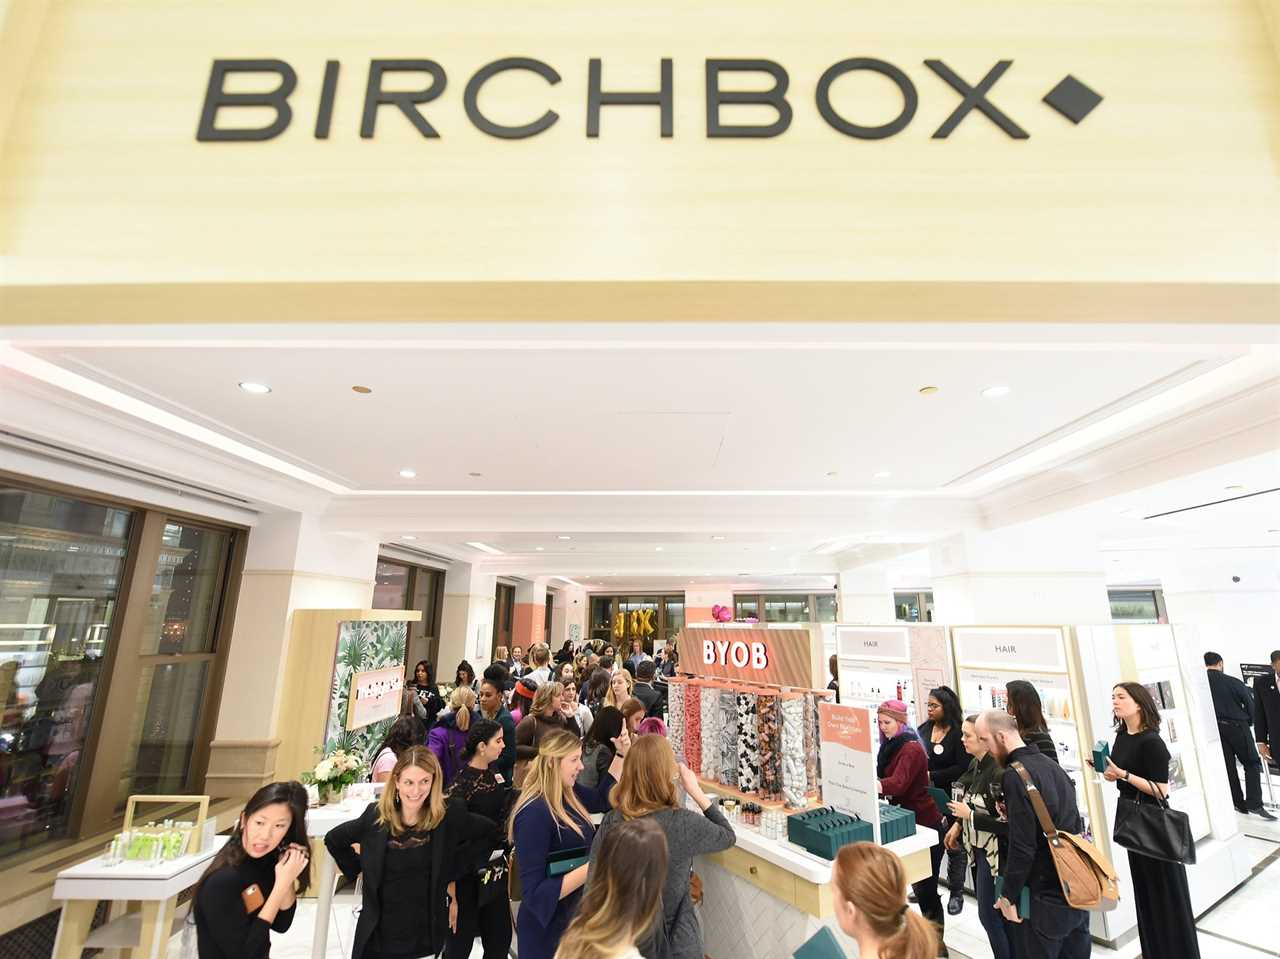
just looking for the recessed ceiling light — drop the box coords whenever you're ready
[557,535,572,541]
[351,385,372,394]
[238,382,271,394]
[400,535,417,541]
[826,471,838,477]
[655,547,664,552]
[874,470,892,479]
[981,385,1011,399]
[535,546,545,551]
[918,385,939,395]
[711,535,726,541]
[465,541,504,555]
[468,472,482,478]
[398,468,417,479]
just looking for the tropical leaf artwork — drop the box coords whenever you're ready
[323,619,409,763]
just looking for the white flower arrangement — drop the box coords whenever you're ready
[301,747,364,790]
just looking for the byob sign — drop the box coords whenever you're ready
[677,624,823,689]
[818,702,881,842]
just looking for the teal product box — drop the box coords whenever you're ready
[794,926,844,959]
[786,807,873,860]
[1092,740,1110,772]
[878,803,917,845]
[994,876,1032,918]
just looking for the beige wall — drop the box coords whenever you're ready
[1,0,1277,328]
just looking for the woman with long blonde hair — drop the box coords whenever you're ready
[510,727,630,959]
[604,669,634,709]
[429,685,478,786]
[589,735,734,959]
[556,818,668,959]
[831,843,938,959]
[513,680,581,786]
[325,746,493,959]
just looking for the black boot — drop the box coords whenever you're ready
[947,891,964,915]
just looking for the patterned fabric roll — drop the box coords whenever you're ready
[803,693,820,795]
[736,692,759,793]
[684,683,702,774]
[780,696,807,807]
[757,694,783,801]
[700,683,720,781]
[717,689,739,788]
[668,681,686,766]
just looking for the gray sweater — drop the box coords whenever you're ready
[588,802,736,959]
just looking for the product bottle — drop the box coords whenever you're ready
[896,681,903,700]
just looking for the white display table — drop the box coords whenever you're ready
[51,835,228,959]
[694,811,937,959]
[306,795,375,959]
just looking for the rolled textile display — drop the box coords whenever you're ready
[700,680,720,781]
[803,692,820,795]
[757,693,783,801]
[737,691,760,793]
[684,682,702,774]
[717,688,739,788]
[668,679,686,766]
[780,694,807,808]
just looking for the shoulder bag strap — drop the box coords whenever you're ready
[1010,761,1060,840]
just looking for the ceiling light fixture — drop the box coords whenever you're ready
[400,535,417,541]
[535,546,545,551]
[238,382,271,394]
[557,535,572,540]
[711,535,726,541]
[398,468,417,479]
[874,470,892,479]
[981,385,1011,398]
[351,385,372,394]
[918,385,939,395]
[465,541,504,555]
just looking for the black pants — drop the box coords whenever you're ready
[944,842,967,894]
[1015,895,1090,959]
[1219,720,1263,811]
[442,873,512,959]
[910,829,946,953]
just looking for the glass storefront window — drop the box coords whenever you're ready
[373,560,411,611]
[815,593,838,622]
[144,522,231,654]
[0,486,132,859]
[663,595,684,642]
[1109,589,1161,623]
[734,596,759,621]
[763,595,809,622]
[120,661,210,797]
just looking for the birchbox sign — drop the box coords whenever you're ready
[346,665,404,730]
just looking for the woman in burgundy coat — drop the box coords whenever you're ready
[877,699,947,955]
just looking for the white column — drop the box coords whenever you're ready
[438,562,497,675]
[549,585,587,649]
[836,565,895,623]
[928,525,1112,624]
[208,511,378,795]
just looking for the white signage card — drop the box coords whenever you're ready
[837,626,910,663]
[818,703,881,844]
[953,627,1065,672]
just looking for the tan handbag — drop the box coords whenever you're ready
[1010,761,1120,912]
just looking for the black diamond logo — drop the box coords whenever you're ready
[1043,75,1103,124]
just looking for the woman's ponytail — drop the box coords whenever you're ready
[881,907,937,959]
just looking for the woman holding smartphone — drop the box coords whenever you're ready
[325,746,492,959]
[192,781,311,959]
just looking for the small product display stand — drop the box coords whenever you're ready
[51,795,214,959]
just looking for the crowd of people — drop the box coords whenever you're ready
[188,638,1267,959]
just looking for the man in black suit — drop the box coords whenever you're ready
[631,659,663,718]
[1205,652,1273,818]
[1255,649,1280,768]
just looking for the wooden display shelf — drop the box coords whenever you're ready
[695,775,823,814]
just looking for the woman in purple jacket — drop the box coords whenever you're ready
[429,687,478,787]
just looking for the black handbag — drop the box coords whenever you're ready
[1112,787,1195,865]
[477,853,509,907]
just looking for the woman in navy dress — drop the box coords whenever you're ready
[509,727,629,959]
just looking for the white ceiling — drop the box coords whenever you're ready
[29,342,1217,492]
[2,320,1277,588]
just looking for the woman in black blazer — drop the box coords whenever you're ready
[325,746,492,959]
